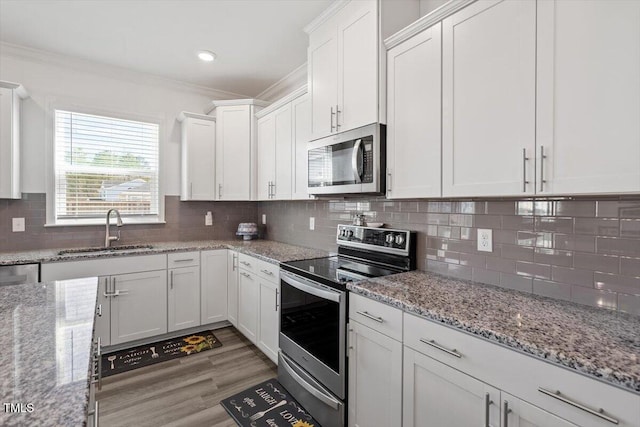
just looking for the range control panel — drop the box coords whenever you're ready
[337,224,410,254]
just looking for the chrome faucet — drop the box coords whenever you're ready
[105,209,123,247]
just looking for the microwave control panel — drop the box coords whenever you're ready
[362,139,373,183]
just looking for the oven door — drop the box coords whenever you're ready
[279,271,346,399]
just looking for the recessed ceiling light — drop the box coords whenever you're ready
[197,50,216,62]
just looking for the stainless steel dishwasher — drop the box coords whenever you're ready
[0,263,40,286]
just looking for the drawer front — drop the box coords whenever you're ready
[349,293,402,341]
[404,312,640,427]
[238,253,279,282]
[168,251,200,268]
[237,253,259,274]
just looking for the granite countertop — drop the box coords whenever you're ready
[0,277,99,426]
[0,240,331,266]
[347,270,640,394]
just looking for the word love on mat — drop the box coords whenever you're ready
[101,330,222,377]
[221,379,320,427]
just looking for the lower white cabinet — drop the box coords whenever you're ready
[168,266,200,332]
[110,270,167,345]
[200,250,228,325]
[403,346,500,427]
[227,251,239,326]
[237,269,259,343]
[95,277,111,346]
[257,277,279,363]
[348,320,402,427]
[503,393,579,427]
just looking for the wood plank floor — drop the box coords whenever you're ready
[96,327,277,427]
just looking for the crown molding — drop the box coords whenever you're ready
[178,111,216,122]
[0,42,247,100]
[304,0,350,34]
[0,80,29,98]
[204,98,271,115]
[255,85,308,119]
[256,62,308,102]
[384,0,475,49]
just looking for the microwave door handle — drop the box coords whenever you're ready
[352,139,363,183]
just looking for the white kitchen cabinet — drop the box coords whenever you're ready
[168,266,200,333]
[227,250,238,326]
[0,82,27,200]
[536,0,640,195]
[291,93,311,200]
[442,0,536,197]
[209,100,268,200]
[273,104,293,200]
[237,269,259,344]
[110,270,167,345]
[257,277,279,363]
[256,113,276,200]
[386,22,442,199]
[95,276,111,347]
[178,112,216,201]
[403,346,501,427]
[503,393,579,427]
[306,0,419,140]
[200,249,228,325]
[348,320,402,427]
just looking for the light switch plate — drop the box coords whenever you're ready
[12,217,25,232]
[477,229,493,252]
[262,214,267,225]
[205,211,213,226]
[309,217,315,231]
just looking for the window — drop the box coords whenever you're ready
[53,110,160,224]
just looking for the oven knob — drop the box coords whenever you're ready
[385,234,394,244]
[348,230,354,238]
[395,234,405,246]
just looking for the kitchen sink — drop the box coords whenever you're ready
[57,244,154,256]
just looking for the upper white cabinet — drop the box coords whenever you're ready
[386,22,442,199]
[536,0,640,195]
[442,0,537,197]
[208,99,268,200]
[178,112,216,201]
[291,93,312,200]
[306,0,419,140]
[0,81,28,200]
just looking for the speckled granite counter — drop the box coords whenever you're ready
[0,240,330,266]
[0,277,98,426]
[347,270,640,394]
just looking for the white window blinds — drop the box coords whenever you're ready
[54,110,160,222]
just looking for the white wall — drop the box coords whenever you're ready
[0,44,235,195]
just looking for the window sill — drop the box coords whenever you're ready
[45,219,166,227]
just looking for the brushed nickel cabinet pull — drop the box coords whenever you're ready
[539,145,547,192]
[170,270,174,289]
[275,289,279,311]
[522,148,529,192]
[419,338,462,358]
[261,269,274,276]
[240,272,252,278]
[387,171,392,192]
[356,310,383,323]
[96,304,102,317]
[484,393,493,427]
[240,261,251,266]
[218,183,222,198]
[173,258,194,263]
[538,387,619,424]
[335,105,341,129]
[503,400,511,427]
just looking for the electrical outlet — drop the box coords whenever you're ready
[477,228,493,252]
[309,217,315,231]
[12,217,25,232]
[205,211,213,226]
[262,214,267,225]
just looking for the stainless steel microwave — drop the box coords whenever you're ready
[307,123,386,196]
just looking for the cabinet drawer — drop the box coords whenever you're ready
[349,293,402,341]
[168,251,200,268]
[238,253,279,282]
[404,312,640,427]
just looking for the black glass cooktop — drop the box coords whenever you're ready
[281,256,402,289]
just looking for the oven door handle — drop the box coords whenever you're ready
[280,352,340,410]
[281,274,341,303]
[352,138,363,183]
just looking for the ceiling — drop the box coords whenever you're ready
[0,0,332,97]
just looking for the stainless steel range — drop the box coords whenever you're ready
[278,224,416,427]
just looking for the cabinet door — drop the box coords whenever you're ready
[309,22,338,140]
[292,94,311,200]
[227,251,238,326]
[403,346,500,427]
[442,0,536,197]
[200,250,228,325]
[386,23,441,199]
[348,321,402,427]
[168,266,200,333]
[504,393,579,427]
[237,270,259,344]
[110,270,167,345]
[0,87,19,199]
[337,0,378,132]
[181,117,216,201]
[274,103,293,200]
[95,276,111,347]
[216,105,252,200]
[536,0,640,195]
[257,278,279,363]
[257,113,276,200]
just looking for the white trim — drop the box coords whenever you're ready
[204,98,270,115]
[304,0,351,34]
[256,63,308,102]
[255,85,308,119]
[0,41,247,100]
[0,80,29,98]
[44,218,166,227]
[384,0,475,49]
[177,111,216,122]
